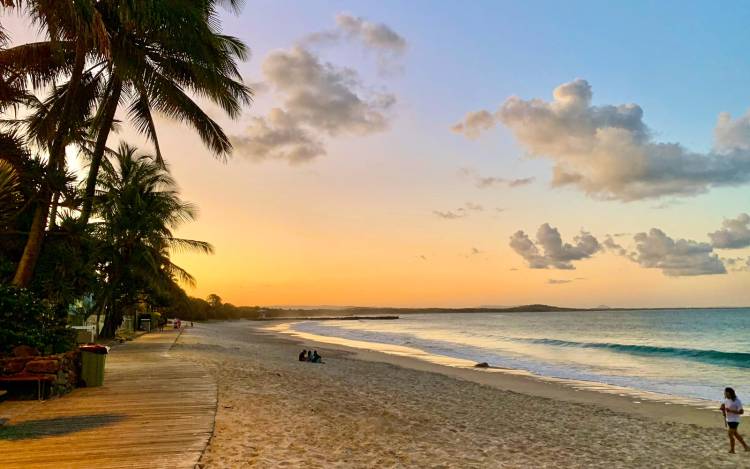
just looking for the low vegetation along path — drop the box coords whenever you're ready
[0,329,217,469]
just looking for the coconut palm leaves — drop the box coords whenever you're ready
[1,0,251,285]
[0,159,21,225]
[93,143,213,337]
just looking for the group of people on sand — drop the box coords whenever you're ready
[298,349,323,363]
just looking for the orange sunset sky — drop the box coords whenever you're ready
[4,2,750,308]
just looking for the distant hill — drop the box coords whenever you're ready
[254,304,581,319]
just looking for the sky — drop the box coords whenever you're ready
[4,1,750,307]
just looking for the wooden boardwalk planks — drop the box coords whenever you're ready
[0,330,216,469]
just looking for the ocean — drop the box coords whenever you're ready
[289,308,750,404]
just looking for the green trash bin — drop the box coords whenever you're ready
[80,345,109,387]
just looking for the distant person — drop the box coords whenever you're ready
[312,350,322,363]
[299,349,307,362]
[306,350,313,362]
[721,387,749,453]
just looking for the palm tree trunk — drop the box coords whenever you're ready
[80,76,122,224]
[11,197,51,286]
[12,39,88,287]
[100,301,123,339]
[49,191,60,228]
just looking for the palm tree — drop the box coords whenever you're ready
[2,0,110,286]
[2,0,250,286]
[77,0,252,222]
[92,142,212,338]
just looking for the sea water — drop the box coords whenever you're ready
[290,309,750,403]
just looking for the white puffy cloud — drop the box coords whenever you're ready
[451,110,495,139]
[454,79,750,200]
[262,46,394,136]
[509,223,600,270]
[631,229,726,276]
[335,13,406,55]
[233,44,396,163]
[231,108,325,164]
[715,113,750,152]
[232,13,405,164]
[708,213,750,249]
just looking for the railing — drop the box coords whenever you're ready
[71,325,96,343]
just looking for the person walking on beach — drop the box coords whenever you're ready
[720,387,749,453]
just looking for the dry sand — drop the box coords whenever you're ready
[171,320,748,468]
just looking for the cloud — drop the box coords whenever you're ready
[451,110,495,139]
[509,223,600,269]
[304,13,407,72]
[454,79,750,200]
[232,13,405,164]
[233,44,396,163]
[433,202,483,219]
[715,113,750,152]
[708,213,750,249]
[262,46,394,135]
[433,210,466,219]
[602,236,628,256]
[508,177,535,187]
[232,108,325,163]
[723,257,750,272]
[335,14,406,55]
[547,279,572,285]
[631,228,726,276]
[460,168,534,189]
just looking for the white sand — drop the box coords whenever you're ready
[172,321,746,468]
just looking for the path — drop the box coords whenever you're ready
[0,330,216,469]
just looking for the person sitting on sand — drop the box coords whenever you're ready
[721,387,749,453]
[311,350,322,363]
[299,349,307,362]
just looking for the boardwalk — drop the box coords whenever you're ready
[0,330,216,469]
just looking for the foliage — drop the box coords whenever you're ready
[93,143,213,337]
[0,159,21,225]
[0,1,249,334]
[0,284,75,356]
[67,293,94,326]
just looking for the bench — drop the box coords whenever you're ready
[0,374,54,400]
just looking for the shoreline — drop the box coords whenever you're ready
[173,320,742,467]
[265,320,723,428]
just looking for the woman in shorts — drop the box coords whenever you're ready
[721,387,749,453]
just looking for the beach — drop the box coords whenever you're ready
[171,320,744,468]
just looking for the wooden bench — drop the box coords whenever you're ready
[0,374,54,400]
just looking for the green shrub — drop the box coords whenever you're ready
[0,285,75,356]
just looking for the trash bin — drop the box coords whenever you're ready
[79,345,109,387]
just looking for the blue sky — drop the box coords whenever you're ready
[4,1,749,306]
